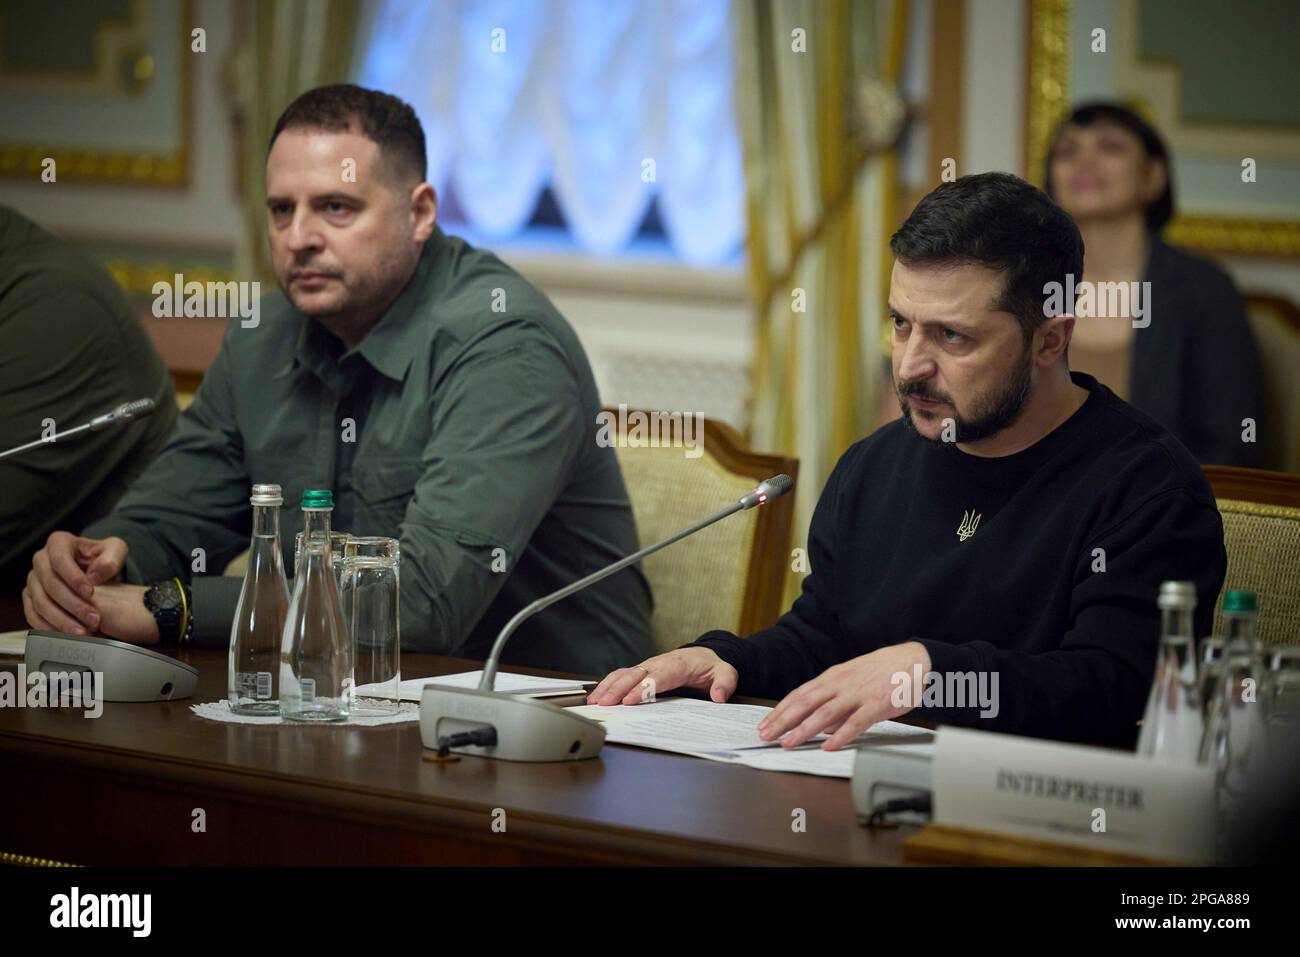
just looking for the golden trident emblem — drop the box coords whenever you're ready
[957,509,982,542]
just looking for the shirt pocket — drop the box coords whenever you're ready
[351,456,424,536]
[449,526,511,576]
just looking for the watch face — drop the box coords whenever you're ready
[150,584,182,612]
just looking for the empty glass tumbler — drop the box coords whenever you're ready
[339,536,401,716]
[1265,645,1300,721]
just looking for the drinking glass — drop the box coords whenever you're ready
[339,537,401,716]
[1265,645,1300,722]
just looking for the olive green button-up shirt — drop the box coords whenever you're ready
[84,227,652,676]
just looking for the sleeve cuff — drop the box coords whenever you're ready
[911,637,1001,727]
[915,637,983,678]
[189,575,244,648]
[685,629,758,691]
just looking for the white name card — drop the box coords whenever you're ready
[934,726,1215,863]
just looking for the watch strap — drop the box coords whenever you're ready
[145,578,191,646]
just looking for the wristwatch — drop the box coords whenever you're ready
[144,578,193,647]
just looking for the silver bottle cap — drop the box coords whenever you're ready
[1157,580,1197,610]
[250,483,283,507]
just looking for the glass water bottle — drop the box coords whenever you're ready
[1136,580,1202,760]
[280,489,352,722]
[228,484,291,715]
[1199,592,1265,801]
[1198,635,1226,722]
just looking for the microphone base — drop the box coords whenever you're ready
[419,686,605,761]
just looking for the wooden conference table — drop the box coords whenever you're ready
[0,630,923,866]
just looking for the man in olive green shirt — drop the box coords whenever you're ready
[0,205,177,599]
[22,85,652,676]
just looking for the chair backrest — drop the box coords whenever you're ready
[608,410,798,654]
[1202,465,1300,647]
[1243,293,1300,473]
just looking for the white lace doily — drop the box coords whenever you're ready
[191,699,419,726]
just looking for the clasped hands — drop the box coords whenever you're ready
[22,532,159,644]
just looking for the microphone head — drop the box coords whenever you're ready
[89,398,158,432]
[739,473,794,509]
[756,474,794,499]
[118,398,157,420]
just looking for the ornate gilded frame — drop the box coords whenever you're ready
[1025,0,1300,258]
[0,0,192,188]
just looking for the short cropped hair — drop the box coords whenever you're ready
[1044,100,1175,234]
[268,84,426,185]
[889,172,1085,342]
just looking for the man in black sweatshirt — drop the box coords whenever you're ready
[587,172,1228,751]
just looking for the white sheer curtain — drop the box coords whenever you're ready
[356,0,744,264]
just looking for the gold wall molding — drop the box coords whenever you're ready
[0,144,185,185]
[0,0,151,93]
[104,259,239,296]
[1025,0,1071,190]
[1166,214,1300,258]
[0,849,80,867]
[0,0,192,188]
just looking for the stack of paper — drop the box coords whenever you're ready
[357,670,588,701]
[0,631,26,657]
[566,698,935,778]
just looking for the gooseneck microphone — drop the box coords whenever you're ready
[480,473,794,691]
[419,474,795,762]
[0,398,158,462]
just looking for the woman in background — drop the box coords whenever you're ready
[1045,101,1264,467]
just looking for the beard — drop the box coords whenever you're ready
[897,338,1035,444]
[281,270,366,319]
[279,251,414,328]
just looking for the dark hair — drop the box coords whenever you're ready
[1043,100,1175,233]
[890,172,1084,342]
[268,84,427,184]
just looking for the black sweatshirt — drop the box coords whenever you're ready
[691,372,1227,749]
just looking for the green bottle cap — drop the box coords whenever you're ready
[1223,590,1257,614]
[301,488,334,509]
